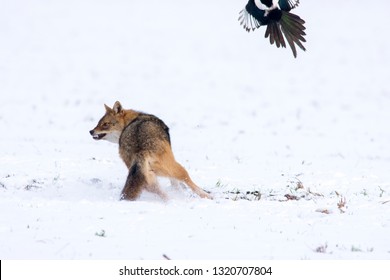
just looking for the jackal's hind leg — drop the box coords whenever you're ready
[177,167,212,199]
[169,178,186,190]
[144,163,168,201]
[146,180,168,201]
[153,159,212,199]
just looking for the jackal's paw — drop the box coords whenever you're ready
[199,191,213,200]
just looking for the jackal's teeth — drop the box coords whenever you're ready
[92,133,106,140]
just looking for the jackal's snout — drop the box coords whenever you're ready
[89,129,107,140]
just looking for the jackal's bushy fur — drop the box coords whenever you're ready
[90,101,211,201]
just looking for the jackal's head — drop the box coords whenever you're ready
[89,101,126,143]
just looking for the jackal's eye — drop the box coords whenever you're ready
[101,122,110,129]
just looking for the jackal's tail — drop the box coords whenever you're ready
[120,158,147,200]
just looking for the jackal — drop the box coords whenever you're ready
[89,101,211,201]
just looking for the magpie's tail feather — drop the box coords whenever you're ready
[279,11,306,58]
[265,21,286,49]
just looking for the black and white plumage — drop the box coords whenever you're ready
[239,0,306,58]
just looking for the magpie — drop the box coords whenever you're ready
[239,0,306,58]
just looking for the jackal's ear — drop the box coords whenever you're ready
[113,101,123,114]
[104,104,112,113]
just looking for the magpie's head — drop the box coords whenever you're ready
[260,0,274,8]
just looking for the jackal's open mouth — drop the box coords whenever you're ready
[92,133,106,140]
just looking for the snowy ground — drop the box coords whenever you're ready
[1,0,389,259]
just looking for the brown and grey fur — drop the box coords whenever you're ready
[89,101,211,201]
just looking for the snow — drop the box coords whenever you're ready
[1,0,389,259]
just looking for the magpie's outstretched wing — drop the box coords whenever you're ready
[278,0,300,12]
[238,0,269,32]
